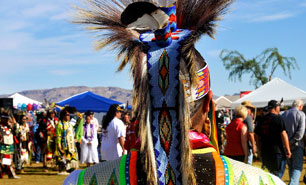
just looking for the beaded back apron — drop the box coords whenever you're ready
[139,26,192,184]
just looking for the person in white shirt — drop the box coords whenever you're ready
[100,104,126,161]
[86,111,99,132]
[80,115,99,166]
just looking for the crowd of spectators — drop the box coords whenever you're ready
[0,103,138,178]
[218,99,305,185]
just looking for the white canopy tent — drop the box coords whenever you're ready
[231,78,306,108]
[9,93,42,107]
[215,96,232,110]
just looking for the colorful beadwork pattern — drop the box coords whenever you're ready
[140,28,192,185]
[81,157,121,185]
[195,65,210,100]
[159,101,173,156]
[266,174,276,185]
[220,156,230,185]
[165,164,176,185]
[160,5,177,32]
[159,50,170,95]
[180,64,210,103]
[259,176,265,185]
[154,24,172,47]
[237,171,248,185]
[125,154,131,185]
[223,156,234,185]
[107,169,119,185]
[89,173,98,185]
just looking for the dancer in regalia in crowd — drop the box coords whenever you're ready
[46,110,58,165]
[54,110,79,175]
[18,115,30,173]
[0,111,20,179]
[64,0,287,184]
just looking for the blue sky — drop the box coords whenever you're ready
[0,0,305,97]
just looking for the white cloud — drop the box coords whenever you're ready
[227,0,302,23]
[250,12,295,22]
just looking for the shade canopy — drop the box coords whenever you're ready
[231,78,306,108]
[215,96,232,110]
[9,93,42,108]
[56,91,124,113]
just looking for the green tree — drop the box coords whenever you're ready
[219,48,298,88]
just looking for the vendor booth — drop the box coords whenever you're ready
[9,93,42,110]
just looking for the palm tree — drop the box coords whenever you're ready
[219,48,298,88]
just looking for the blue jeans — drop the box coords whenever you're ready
[247,148,253,165]
[287,146,304,185]
[274,153,286,178]
[263,153,286,178]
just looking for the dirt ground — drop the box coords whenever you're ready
[0,161,305,185]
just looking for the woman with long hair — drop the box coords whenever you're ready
[18,115,30,172]
[100,104,126,161]
[54,110,78,175]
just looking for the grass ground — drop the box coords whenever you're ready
[0,161,305,184]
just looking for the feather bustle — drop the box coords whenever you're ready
[177,0,233,42]
[178,81,197,185]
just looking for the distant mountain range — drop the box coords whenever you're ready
[1,86,237,107]
[1,86,132,104]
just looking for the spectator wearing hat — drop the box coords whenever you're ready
[241,101,257,165]
[255,100,291,178]
[281,99,305,185]
[100,104,126,161]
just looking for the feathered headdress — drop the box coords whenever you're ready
[74,1,233,184]
[74,0,232,82]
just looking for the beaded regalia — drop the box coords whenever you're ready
[64,1,286,184]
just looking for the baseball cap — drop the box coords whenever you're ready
[268,100,280,109]
[109,104,124,112]
[116,105,124,112]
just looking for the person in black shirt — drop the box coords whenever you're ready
[255,100,291,178]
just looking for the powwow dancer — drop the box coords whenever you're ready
[0,111,20,179]
[54,110,78,175]
[46,110,58,162]
[64,0,286,184]
[18,115,30,172]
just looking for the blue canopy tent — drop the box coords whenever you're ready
[56,91,125,113]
